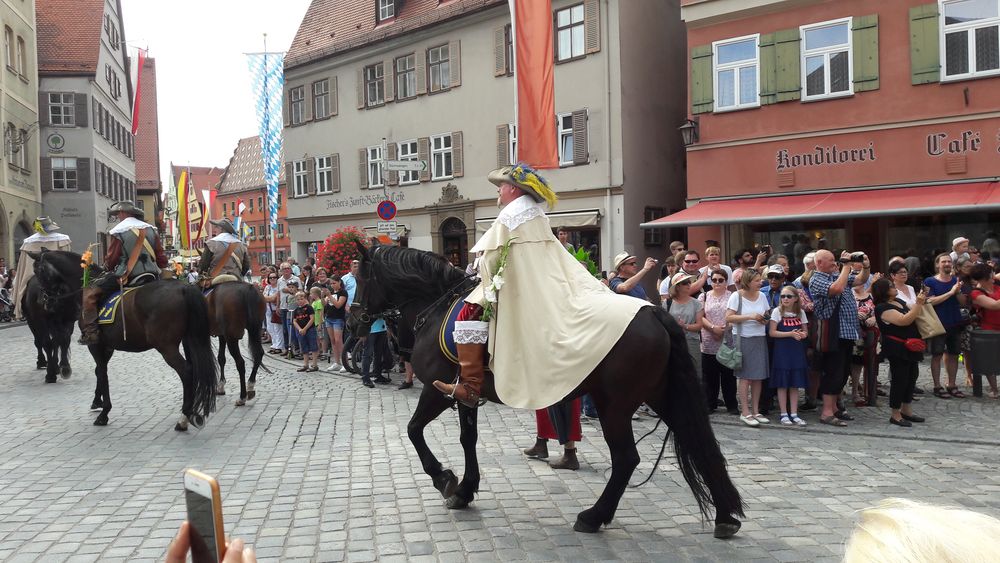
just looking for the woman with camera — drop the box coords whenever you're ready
[872,278,927,427]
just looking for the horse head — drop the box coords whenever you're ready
[28,250,84,312]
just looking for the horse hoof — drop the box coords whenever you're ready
[246,390,256,400]
[189,414,205,429]
[434,470,459,499]
[235,399,246,407]
[174,422,188,432]
[90,401,103,411]
[713,520,741,539]
[93,416,108,426]
[44,376,57,384]
[36,361,47,370]
[573,517,601,534]
[60,366,72,379]
[445,495,470,510]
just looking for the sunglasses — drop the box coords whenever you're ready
[683,259,699,264]
[780,294,796,299]
[711,278,727,283]
[677,280,692,286]
[767,274,784,279]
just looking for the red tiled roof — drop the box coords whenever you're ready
[171,164,225,193]
[286,0,505,69]
[37,0,106,75]
[218,137,285,195]
[134,57,160,193]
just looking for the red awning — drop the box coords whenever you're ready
[641,182,1000,228]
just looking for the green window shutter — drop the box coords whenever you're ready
[758,33,777,105]
[775,29,801,102]
[690,45,713,114]
[910,4,940,85]
[852,15,879,92]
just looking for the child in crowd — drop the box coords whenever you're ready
[293,291,319,372]
[310,287,326,363]
[768,287,809,426]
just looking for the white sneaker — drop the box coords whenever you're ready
[339,366,351,374]
[326,363,342,372]
[740,415,760,427]
[790,415,807,426]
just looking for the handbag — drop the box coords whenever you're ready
[717,294,743,370]
[814,294,841,353]
[915,303,946,339]
[269,305,281,324]
[887,334,927,353]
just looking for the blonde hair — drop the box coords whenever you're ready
[778,288,801,317]
[739,268,760,291]
[705,246,721,257]
[294,291,307,300]
[844,498,1000,563]
[309,287,322,299]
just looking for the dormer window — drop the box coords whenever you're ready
[378,0,395,22]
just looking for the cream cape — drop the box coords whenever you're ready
[13,233,73,319]
[467,196,650,409]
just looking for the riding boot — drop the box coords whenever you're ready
[78,287,102,345]
[522,438,548,459]
[550,448,580,471]
[433,342,486,408]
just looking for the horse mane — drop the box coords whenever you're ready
[369,245,469,302]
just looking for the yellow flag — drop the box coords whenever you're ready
[177,170,190,250]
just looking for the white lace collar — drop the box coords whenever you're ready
[109,217,154,235]
[496,195,545,231]
[210,233,241,244]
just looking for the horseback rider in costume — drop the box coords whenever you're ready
[13,217,72,320]
[433,164,647,408]
[197,219,251,286]
[78,201,168,345]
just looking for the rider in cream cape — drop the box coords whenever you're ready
[433,164,649,410]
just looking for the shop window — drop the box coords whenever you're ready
[643,207,665,246]
[941,0,1000,80]
[801,18,853,100]
[713,35,759,111]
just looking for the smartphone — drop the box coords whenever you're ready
[184,469,225,563]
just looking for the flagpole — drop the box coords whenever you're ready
[264,33,276,265]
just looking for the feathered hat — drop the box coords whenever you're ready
[32,216,61,234]
[487,163,558,209]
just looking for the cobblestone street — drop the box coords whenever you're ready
[0,324,998,562]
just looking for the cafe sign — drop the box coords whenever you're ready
[775,142,877,172]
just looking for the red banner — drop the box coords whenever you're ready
[513,0,557,169]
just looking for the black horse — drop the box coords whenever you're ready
[32,251,217,430]
[205,281,266,406]
[353,244,745,537]
[22,250,81,382]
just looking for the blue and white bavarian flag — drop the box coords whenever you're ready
[247,52,285,230]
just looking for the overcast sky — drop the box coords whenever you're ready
[120,0,312,190]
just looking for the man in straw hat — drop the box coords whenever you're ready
[78,201,167,345]
[12,217,73,320]
[197,218,250,287]
[432,163,649,409]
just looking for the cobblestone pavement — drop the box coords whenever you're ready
[0,324,998,562]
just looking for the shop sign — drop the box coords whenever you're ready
[775,142,877,172]
[59,207,82,219]
[926,130,981,156]
[325,190,405,211]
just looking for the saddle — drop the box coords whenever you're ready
[437,291,492,369]
[98,287,141,325]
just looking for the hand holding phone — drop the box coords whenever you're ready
[184,469,225,563]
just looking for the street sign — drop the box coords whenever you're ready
[384,160,427,172]
[377,200,397,221]
[377,221,397,233]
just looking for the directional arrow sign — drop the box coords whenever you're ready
[384,160,427,172]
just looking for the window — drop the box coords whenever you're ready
[713,35,759,111]
[258,196,263,211]
[16,36,25,76]
[557,113,574,166]
[293,160,308,197]
[431,134,452,180]
[556,4,585,62]
[289,86,305,125]
[51,158,78,190]
[277,223,285,235]
[312,80,330,119]
[222,202,227,216]
[395,54,416,99]
[315,155,333,194]
[367,145,383,188]
[16,129,26,169]
[507,123,518,165]
[3,27,11,70]
[942,0,1000,79]
[397,140,418,185]
[378,0,395,21]
[364,63,384,107]
[643,207,665,246]
[248,198,254,213]
[504,24,514,75]
[49,93,76,126]
[800,18,852,100]
[277,194,282,209]
[428,45,451,92]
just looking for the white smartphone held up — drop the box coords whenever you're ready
[184,469,225,563]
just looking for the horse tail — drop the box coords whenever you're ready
[241,283,265,372]
[652,307,745,523]
[181,284,218,422]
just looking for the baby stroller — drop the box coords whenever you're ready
[0,287,13,322]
